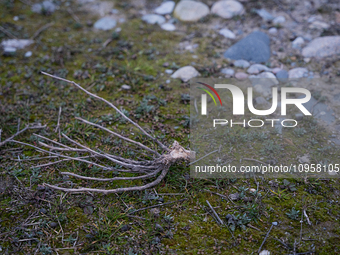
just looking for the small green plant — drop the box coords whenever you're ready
[286,207,300,220]
[294,127,307,137]
[164,213,174,223]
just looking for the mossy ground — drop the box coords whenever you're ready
[1,1,340,254]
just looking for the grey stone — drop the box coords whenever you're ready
[174,0,209,22]
[154,1,175,15]
[141,14,165,25]
[121,84,131,90]
[165,69,173,74]
[234,59,250,68]
[50,222,58,228]
[171,66,200,82]
[94,17,117,30]
[250,72,278,98]
[211,0,244,19]
[302,36,340,58]
[259,250,270,255]
[40,208,47,214]
[160,23,176,31]
[32,1,56,14]
[272,222,278,226]
[255,9,274,21]
[223,31,271,63]
[273,16,286,24]
[220,68,235,77]
[268,27,278,34]
[298,96,335,124]
[3,46,16,56]
[292,37,304,49]
[219,28,236,39]
[309,20,330,30]
[1,39,34,49]
[229,193,240,201]
[24,51,32,57]
[247,64,271,74]
[276,70,288,82]
[235,72,248,80]
[288,68,308,79]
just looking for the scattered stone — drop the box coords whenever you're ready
[234,59,250,68]
[273,16,286,25]
[255,9,274,21]
[309,20,330,30]
[223,31,271,63]
[235,72,248,80]
[298,154,310,164]
[121,84,131,90]
[288,67,308,79]
[155,223,164,232]
[271,68,282,74]
[249,188,256,193]
[50,222,58,228]
[211,0,244,19]
[32,1,56,14]
[120,224,130,232]
[1,39,34,50]
[292,37,304,49]
[219,28,236,39]
[254,96,269,106]
[171,66,200,82]
[24,51,32,57]
[220,68,235,77]
[229,193,240,201]
[276,69,288,82]
[268,27,277,34]
[250,72,278,97]
[94,16,117,30]
[173,0,209,22]
[142,14,166,25]
[3,47,16,56]
[259,250,270,255]
[247,64,271,74]
[13,16,19,21]
[40,208,47,214]
[302,36,340,58]
[165,69,173,74]
[272,222,278,226]
[154,1,175,15]
[160,23,176,31]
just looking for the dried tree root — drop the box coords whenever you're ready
[1,72,194,194]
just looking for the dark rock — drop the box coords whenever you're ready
[40,208,47,214]
[223,31,270,63]
[50,222,58,228]
[120,224,130,232]
[276,70,288,82]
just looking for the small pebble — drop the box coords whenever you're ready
[50,222,58,228]
[40,208,47,214]
[24,51,32,57]
[121,84,131,90]
[235,72,248,80]
[165,69,173,74]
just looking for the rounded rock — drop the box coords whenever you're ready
[154,1,175,15]
[173,0,209,22]
[234,59,250,68]
[94,17,117,30]
[171,66,200,82]
[211,0,244,19]
[141,14,166,25]
[288,68,308,79]
[235,72,248,80]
